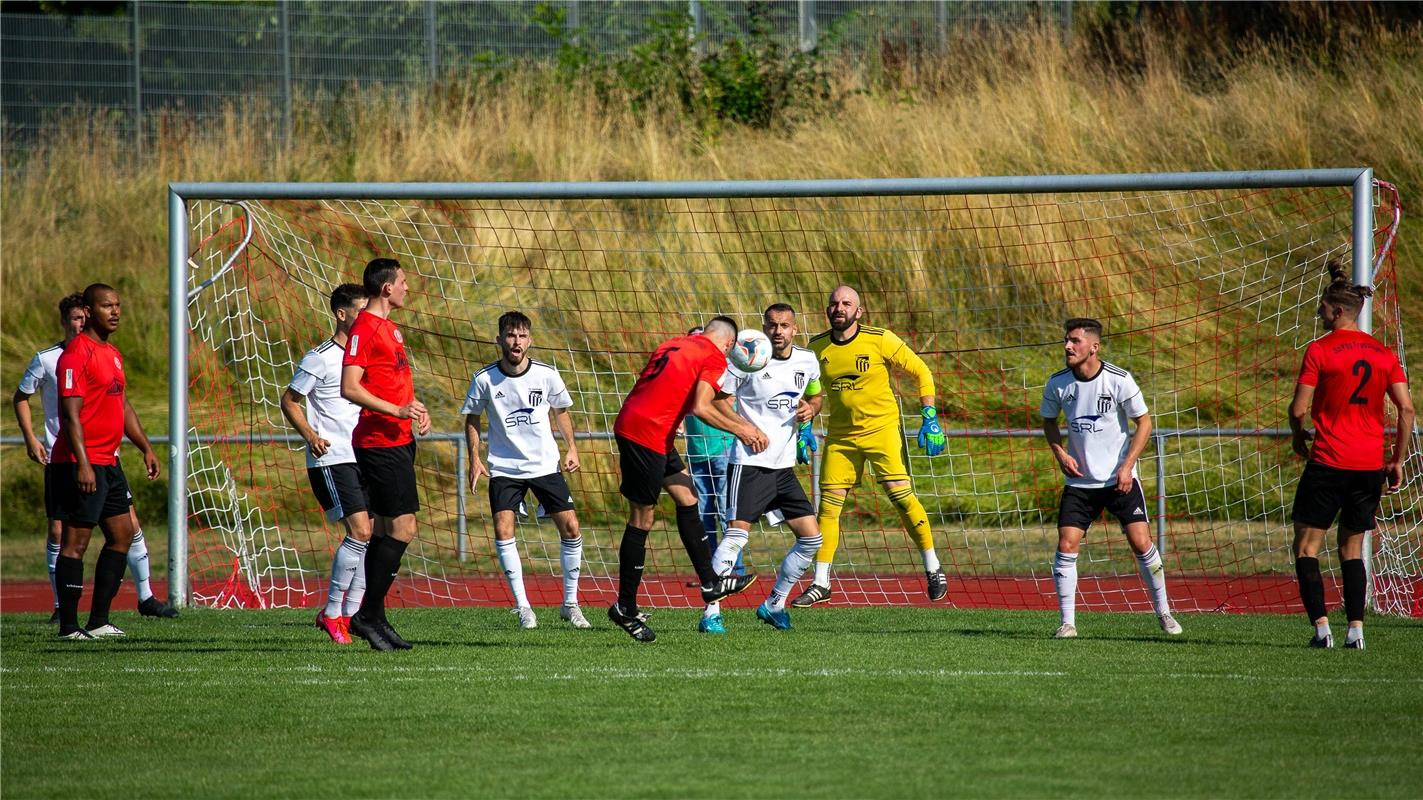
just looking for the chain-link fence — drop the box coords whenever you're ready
[2,1,1070,156]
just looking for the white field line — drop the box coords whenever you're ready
[4,663,1422,692]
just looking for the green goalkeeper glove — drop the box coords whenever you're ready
[796,421,818,465]
[917,406,946,456]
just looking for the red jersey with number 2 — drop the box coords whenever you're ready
[1296,329,1407,470]
[51,334,125,466]
[343,311,414,448]
[614,335,728,454]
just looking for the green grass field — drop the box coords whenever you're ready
[4,607,1421,798]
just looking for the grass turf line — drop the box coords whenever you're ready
[4,608,1421,799]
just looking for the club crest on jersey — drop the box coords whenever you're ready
[528,389,544,407]
[1097,394,1113,415]
[794,371,806,388]
[856,354,870,372]
[393,329,403,343]
[114,356,122,370]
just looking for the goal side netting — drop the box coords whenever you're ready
[176,177,1420,615]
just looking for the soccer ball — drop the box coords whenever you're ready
[729,329,772,372]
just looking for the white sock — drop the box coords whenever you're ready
[47,539,61,609]
[1135,544,1171,615]
[1316,621,1333,640]
[704,601,720,619]
[127,529,154,602]
[325,537,367,618]
[813,561,831,588]
[712,529,750,578]
[1345,624,1363,644]
[560,536,582,607]
[496,538,529,608]
[922,548,940,573]
[1054,551,1078,627]
[769,535,820,612]
[342,543,367,618]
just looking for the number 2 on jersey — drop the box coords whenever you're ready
[1348,359,1372,405]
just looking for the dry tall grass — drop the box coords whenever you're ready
[3,28,1421,421]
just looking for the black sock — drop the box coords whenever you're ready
[1295,556,1327,622]
[617,525,649,613]
[1341,558,1367,624]
[675,503,716,586]
[86,548,128,629]
[359,536,407,622]
[55,555,84,633]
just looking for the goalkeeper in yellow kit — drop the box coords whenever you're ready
[792,285,949,606]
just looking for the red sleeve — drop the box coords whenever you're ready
[343,320,372,369]
[697,347,726,392]
[1296,342,1322,388]
[56,347,86,399]
[1388,357,1407,385]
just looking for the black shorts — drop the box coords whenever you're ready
[726,463,816,524]
[1058,479,1149,532]
[44,461,61,520]
[354,442,419,518]
[617,435,686,506]
[307,463,369,522]
[489,473,575,517]
[1291,461,1385,532]
[53,462,131,527]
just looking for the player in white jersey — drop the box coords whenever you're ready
[697,303,824,633]
[1040,317,1180,638]
[462,311,590,630]
[280,284,370,645]
[11,292,178,621]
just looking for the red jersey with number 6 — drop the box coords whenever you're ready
[51,334,125,466]
[343,311,414,448]
[614,335,728,454]
[1296,329,1407,470]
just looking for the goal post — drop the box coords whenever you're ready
[166,169,1419,615]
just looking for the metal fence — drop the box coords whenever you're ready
[2,1,1070,154]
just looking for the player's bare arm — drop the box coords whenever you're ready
[1116,412,1153,493]
[60,395,95,493]
[1288,383,1316,459]
[279,387,330,458]
[795,390,824,423]
[1042,417,1083,478]
[342,363,430,434]
[463,412,490,489]
[692,382,767,453]
[552,406,580,472]
[11,388,47,464]
[123,398,161,480]
[1385,380,1415,492]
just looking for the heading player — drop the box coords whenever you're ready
[50,284,163,639]
[699,303,824,634]
[13,293,177,622]
[1041,318,1180,638]
[1288,261,1413,649]
[280,283,370,645]
[341,258,431,651]
[463,311,591,630]
[792,285,949,608]
[607,316,769,642]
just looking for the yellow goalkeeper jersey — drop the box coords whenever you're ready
[809,325,935,437]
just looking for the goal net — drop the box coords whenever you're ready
[176,175,1420,615]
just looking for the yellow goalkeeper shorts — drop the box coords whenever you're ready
[819,425,910,490]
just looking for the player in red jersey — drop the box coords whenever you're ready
[341,258,431,651]
[1289,260,1414,650]
[50,284,163,639]
[607,316,769,642]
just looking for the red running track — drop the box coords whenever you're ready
[5,574,1398,615]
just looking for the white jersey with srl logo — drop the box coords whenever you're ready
[288,338,361,468]
[722,346,820,470]
[1039,361,1149,489]
[461,360,572,479]
[19,342,64,453]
